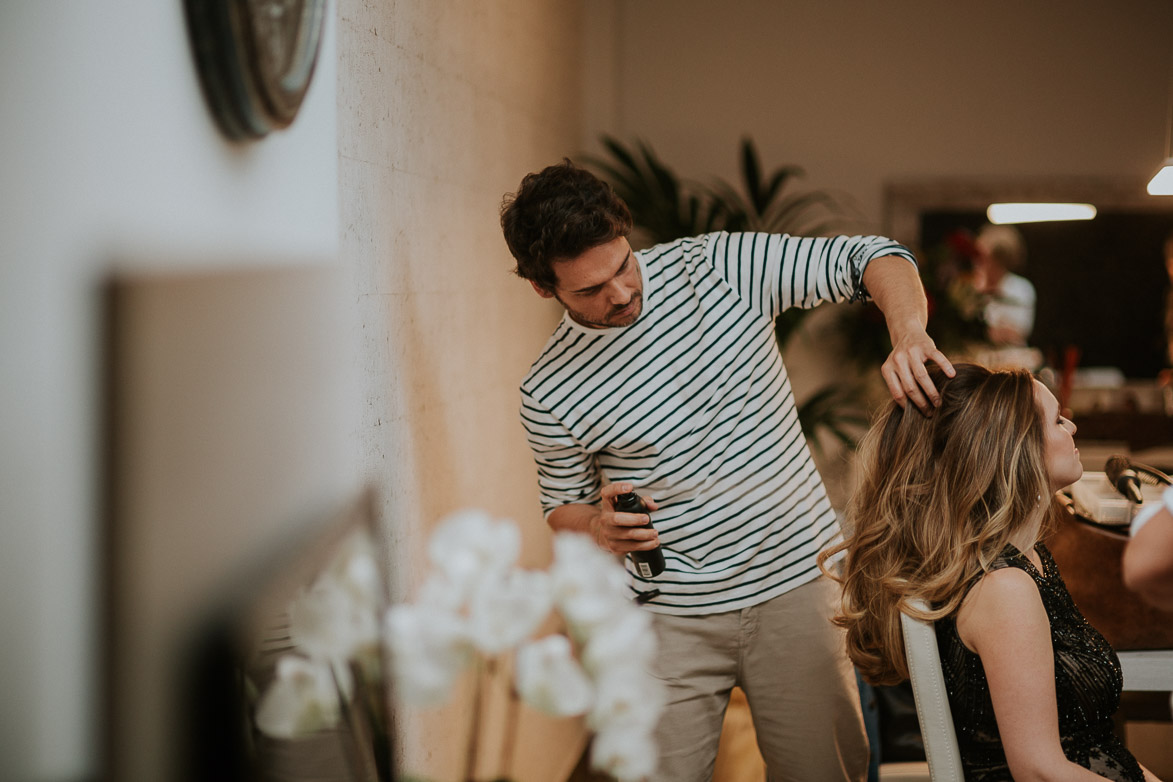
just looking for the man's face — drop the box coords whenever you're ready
[973,237,996,272]
[532,237,644,329]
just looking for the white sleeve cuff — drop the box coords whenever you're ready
[1131,484,1173,535]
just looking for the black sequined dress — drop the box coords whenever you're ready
[934,543,1144,781]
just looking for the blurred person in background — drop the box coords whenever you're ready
[973,223,1035,347]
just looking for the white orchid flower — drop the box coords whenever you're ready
[557,588,624,640]
[580,605,655,675]
[467,568,554,654]
[415,569,468,614]
[384,601,471,706]
[288,572,380,664]
[327,528,383,610]
[552,532,627,587]
[411,563,554,656]
[550,533,629,639]
[428,509,521,598]
[469,568,552,650]
[254,655,343,739]
[588,665,665,733]
[514,634,594,716]
[590,725,658,782]
[391,652,468,706]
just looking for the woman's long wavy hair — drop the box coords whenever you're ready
[818,363,1051,685]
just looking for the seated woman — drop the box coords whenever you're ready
[820,363,1161,782]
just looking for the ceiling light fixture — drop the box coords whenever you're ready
[986,203,1097,224]
[1147,53,1173,195]
[1148,160,1173,195]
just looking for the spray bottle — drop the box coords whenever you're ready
[612,491,665,579]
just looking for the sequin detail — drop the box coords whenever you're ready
[934,543,1144,781]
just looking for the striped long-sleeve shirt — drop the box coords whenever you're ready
[520,231,917,615]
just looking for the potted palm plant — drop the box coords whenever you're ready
[586,135,873,452]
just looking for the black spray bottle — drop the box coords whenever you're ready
[613,491,665,579]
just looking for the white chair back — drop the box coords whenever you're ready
[899,598,965,781]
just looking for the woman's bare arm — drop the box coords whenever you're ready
[959,566,1114,782]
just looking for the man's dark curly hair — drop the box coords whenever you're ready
[499,159,633,292]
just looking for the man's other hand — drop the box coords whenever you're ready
[882,328,955,414]
[591,483,661,554]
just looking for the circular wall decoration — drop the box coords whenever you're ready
[186,0,327,140]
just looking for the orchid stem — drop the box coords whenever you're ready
[499,682,521,781]
[332,660,380,782]
[463,656,492,782]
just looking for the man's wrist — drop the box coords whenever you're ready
[888,316,929,345]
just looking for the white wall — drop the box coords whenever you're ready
[589,0,1173,230]
[0,3,341,778]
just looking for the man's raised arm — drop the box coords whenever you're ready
[862,255,955,413]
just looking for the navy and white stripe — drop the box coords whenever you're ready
[520,231,917,616]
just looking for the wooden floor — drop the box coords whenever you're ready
[565,688,767,782]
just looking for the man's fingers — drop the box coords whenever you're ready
[884,356,934,414]
[909,361,941,408]
[882,364,907,409]
[929,349,956,376]
[902,381,931,413]
[606,525,658,552]
[602,482,634,503]
[612,510,650,527]
[884,333,957,414]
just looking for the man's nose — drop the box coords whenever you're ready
[606,279,633,304]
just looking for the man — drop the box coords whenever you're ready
[500,159,953,781]
[972,223,1035,347]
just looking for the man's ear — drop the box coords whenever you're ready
[530,280,556,299]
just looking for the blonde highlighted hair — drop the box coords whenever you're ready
[818,363,1050,685]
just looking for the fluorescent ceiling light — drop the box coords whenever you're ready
[986,203,1097,224]
[1147,157,1173,195]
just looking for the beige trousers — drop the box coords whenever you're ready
[647,576,868,782]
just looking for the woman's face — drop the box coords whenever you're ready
[1033,380,1082,492]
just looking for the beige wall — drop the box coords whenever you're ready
[588,0,1173,232]
[336,1,589,779]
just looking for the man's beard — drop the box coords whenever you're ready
[563,292,643,329]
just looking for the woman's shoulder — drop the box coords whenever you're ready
[956,545,1036,599]
[956,554,1048,652]
[975,560,1039,599]
[975,546,1044,602]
